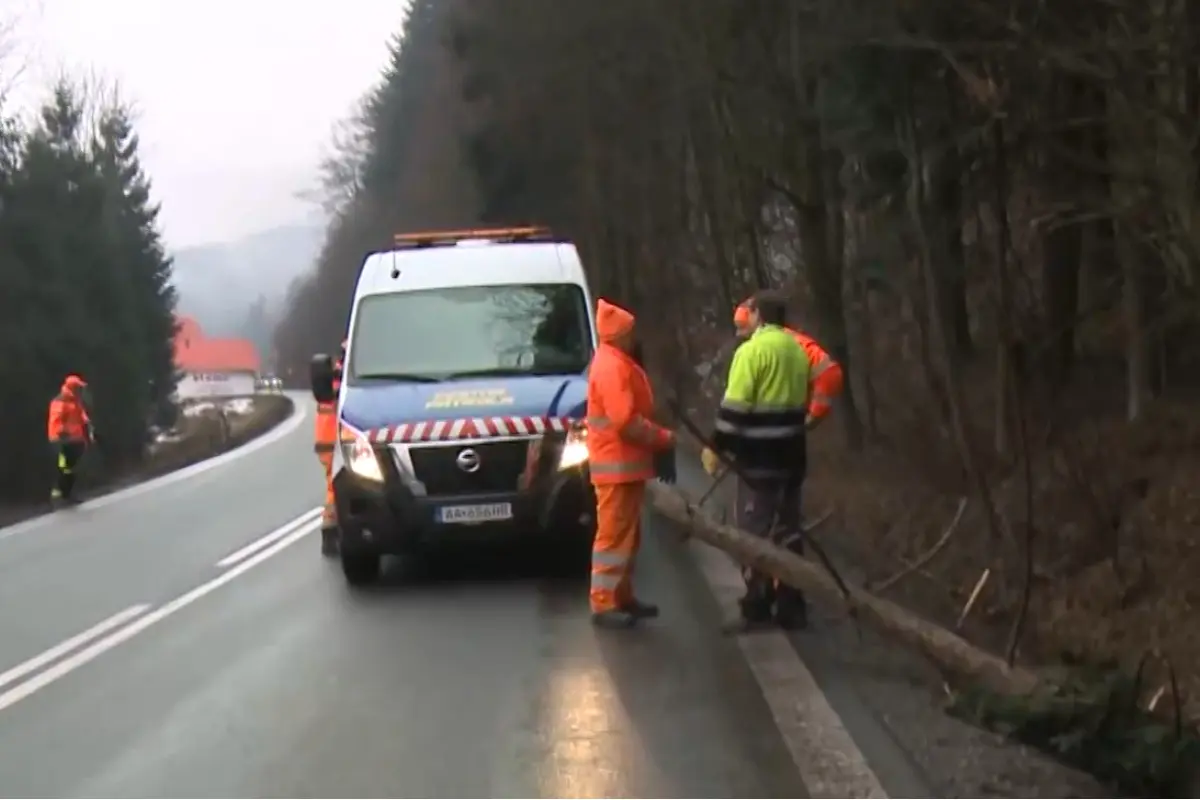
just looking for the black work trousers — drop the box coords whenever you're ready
[734,475,807,622]
[53,441,86,500]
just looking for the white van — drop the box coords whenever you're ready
[310,227,598,586]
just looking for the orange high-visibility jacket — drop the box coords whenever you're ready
[734,300,844,421]
[786,328,843,421]
[586,342,672,484]
[313,359,343,454]
[47,379,90,442]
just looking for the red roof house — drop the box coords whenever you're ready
[174,316,261,374]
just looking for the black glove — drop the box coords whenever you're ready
[654,445,677,485]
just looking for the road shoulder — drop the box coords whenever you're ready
[685,537,921,799]
[668,452,1108,798]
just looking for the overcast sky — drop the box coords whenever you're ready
[5,0,408,248]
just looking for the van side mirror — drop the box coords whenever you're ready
[310,354,336,404]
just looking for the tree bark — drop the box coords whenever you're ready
[646,480,1042,698]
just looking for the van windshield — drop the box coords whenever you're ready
[348,283,593,383]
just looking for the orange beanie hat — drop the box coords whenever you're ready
[596,298,635,342]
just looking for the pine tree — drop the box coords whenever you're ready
[91,101,180,433]
[0,79,182,503]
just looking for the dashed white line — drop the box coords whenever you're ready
[0,605,151,694]
[0,518,319,715]
[215,507,322,568]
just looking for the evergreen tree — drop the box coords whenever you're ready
[91,102,180,434]
[0,79,180,503]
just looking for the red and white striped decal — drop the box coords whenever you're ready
[368,415,574,444]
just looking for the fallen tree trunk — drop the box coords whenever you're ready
[646,480,1043,698]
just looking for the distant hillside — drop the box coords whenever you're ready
[171,223,325,368]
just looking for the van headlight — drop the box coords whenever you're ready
[340,423,383,482]
[557,425,589,471]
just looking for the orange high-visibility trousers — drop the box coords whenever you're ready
[590,481,646,613]
[318,450,336,528]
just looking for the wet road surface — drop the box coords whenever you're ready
[0,396,806,798]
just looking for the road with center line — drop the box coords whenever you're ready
[0,393,855,798]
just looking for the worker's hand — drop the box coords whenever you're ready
[701,447,721,477]
[654,446,677,485]
[805,414,821,431]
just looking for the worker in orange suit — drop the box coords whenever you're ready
[47,374,94,506]
[586,298,677,629]
[734,297,844,426]
[314,340,346,557]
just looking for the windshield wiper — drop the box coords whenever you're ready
[355,371,442,383]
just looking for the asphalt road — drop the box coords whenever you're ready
[0,395,808,798]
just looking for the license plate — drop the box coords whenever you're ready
[438,502,513,525]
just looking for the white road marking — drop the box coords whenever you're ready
[689,540,888,799]
[0,394,308,542]
[0,519,319,715]
[0,605,151,693]
[215,507,322,568]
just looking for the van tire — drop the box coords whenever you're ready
[342,551,382,586]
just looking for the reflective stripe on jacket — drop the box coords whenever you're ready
[313,360,342,454]
[585,342,671,484]
[47,391,89,442]
[714,324,808,481]
[784,327,844,421]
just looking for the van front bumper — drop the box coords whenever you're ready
[332,464,594,555]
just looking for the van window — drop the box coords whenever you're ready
[349,283,593,382]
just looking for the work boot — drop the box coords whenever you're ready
[320,527,339,557]
[775,593,808,631]
[591,609,638,629]
[722,597,774,636]
[51,490,80,509]
[621,598,660,619]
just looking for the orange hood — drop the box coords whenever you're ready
[596,298,635,342]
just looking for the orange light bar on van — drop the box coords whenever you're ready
[392,226,552,246]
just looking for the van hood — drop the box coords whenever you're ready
[339,374,587,434]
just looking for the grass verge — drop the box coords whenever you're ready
[142,395,294,479]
